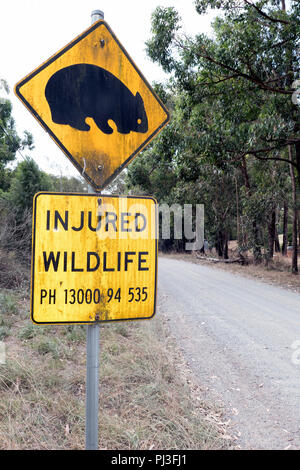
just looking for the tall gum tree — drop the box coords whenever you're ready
[146,0,300,267]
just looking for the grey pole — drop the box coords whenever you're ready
[85,322,100,450]
[91,10,104,23]
[85,8,104,452]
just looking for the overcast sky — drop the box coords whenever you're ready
[1,0,216,178]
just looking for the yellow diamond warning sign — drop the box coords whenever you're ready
[31,193,158,324]
[14,20,170,190]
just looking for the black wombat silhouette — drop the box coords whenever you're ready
[45,63,148,135]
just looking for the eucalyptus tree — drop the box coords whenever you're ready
[0,79,33,191]
[145,0,299,267]
[146,1,299,166]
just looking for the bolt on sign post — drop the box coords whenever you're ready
[31,193,158,324]
[14,15,169,191]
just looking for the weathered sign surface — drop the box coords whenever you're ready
[31,193,157,324]
[15,20,169,190]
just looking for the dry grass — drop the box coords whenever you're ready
[0,250,30,290]
[0,287,229,450]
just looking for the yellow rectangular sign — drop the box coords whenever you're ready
[31,193,157,324]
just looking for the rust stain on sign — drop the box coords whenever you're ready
[31,192,158,324]
[14,20,170,190]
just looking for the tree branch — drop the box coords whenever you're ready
[198,74,240,86]
[176,38,292,95]
[248,153,298,168]
[243,0,290,25]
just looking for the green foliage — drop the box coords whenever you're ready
[0,79,10,94]
[0,96,20,171]
[127,114,180,202]
[0,79,34,192]
[125,0,300,262]
[146,1,299,150]
[7,158,53,215]
[0,158,55,262]
[146,7,181,73]
[48,174,86,193]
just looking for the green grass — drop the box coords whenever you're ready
[0,291,19,316]
[0,326,10,340]
[18,324,37,340]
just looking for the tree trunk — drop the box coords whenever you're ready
[240,156,261,263]
[289,145,298,274]
[216,230,229,259]
[293,126,300,268]
[274,224,281,253]
[273,208,280,252]
[298,214,300,249]
[235,174,240,244]
[282,200,288,255]
[216,232,223,258]
[291,209,298,274]
[268,210,276,260]
[224,233,229,260]
[281,0,300,270]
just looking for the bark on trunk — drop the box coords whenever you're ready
[298,215,300,249]
[235,175,240,244]
[274,226,281,253]
[216,231,229,259]
[240,156,261,263]
[289,145,298,274]
[268,210,276,260]
[224,235,229,260]
[282,201,288,256]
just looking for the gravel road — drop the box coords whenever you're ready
[157,256,300,450]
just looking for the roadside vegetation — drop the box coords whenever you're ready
[0,283,229,450]
[126,0,300,275]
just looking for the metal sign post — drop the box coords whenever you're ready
[85,7,103,453]
[86,321,100,450]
